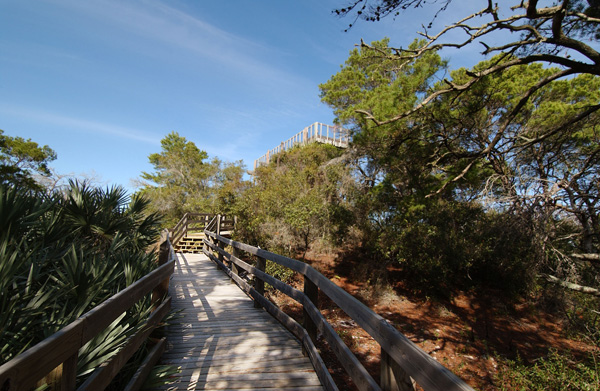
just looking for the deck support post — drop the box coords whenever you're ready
[61,352,78,391]
[302,276,319,356]
[380,349,416,391]
[214,215,223,269]
[36,352,77,391]
[151,229,171,342]
[231,247,240,277]
[218,240,226,268]
[152,230,170,311]
[254,257,266,308]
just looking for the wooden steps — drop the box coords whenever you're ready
[174,236,205,253]
[159,253,323,391]
[174,233,233,254]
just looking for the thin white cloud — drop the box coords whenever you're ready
[0,104,160,145]
[47,0,311,90]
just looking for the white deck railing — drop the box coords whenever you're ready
[254,122,350,169]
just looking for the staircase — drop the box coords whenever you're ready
[174,233,204,253]
[171,213,235,254]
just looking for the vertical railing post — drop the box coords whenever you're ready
[37,355,78,391]
[231,246,240,277]
[218,240,226,268]
[61,353,78,391]
[152,230,170,311]
[150,229,172,342]
[302,275,318,356]
[183,213,189,239]
[254,257,265,308]
[380,349,416,391]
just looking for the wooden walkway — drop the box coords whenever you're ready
[159,252,324,391]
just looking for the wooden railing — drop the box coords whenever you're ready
[171,213,235,247]
[203,229,474,391]
[0,232,176,391]
[254,122,350,169]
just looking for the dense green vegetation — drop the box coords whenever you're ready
[0,180,164,388]
[233,143,354,257]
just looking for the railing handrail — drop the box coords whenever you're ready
[203,229,474,391]
[0,232,176,391]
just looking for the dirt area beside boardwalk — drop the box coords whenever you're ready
[267,252,596,391]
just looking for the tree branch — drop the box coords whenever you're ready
[541,273,600,296]
[570,253,600,263]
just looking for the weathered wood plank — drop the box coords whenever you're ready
[202,242,337,391]
[173,357,315,373]
[159,386,323,391]
[161,350,309,365]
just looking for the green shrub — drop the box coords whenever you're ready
[0,181,163,387]
[265,259,296,290]
[369,198,537,297]
[497,350,600,391]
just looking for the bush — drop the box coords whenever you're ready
[496,349,600,391]
[233,143,354,255]
[369,198,537,296]
[265,259,296,290]
[0,181,163,387]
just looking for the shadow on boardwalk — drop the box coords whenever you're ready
[158,252,323,391]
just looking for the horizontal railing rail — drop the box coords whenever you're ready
[254,122,350,169]
[203,229,474,391]
[0,232,176,391]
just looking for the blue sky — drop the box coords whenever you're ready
[1,0,484,190]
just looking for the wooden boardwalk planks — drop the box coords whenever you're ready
[158,252,324,391]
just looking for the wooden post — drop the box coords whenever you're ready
[380,349,416,391]
[61,352,78,391]
[150,230,171,341]
[36,352,77,391]
[216,214,221,237]
[303,275,318,356]
[254,257,266,308]
[231,246,240,277]
[182,214,189,240]
[217,241,225,265]
[151,230,170,311]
